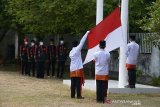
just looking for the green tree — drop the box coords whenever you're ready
[0,0,13,42]
[129,0,155,33]
[0,0,11,29]
[138,0,160,48]
[5,0,154,36]
[139,0,160,32]
[6,0,96,35]
[5,0,122,36]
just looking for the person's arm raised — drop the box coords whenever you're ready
[76,31,90,51]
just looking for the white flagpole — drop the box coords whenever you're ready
[96,0,103,25]
[118,0,128,88]
[96,0,103,85]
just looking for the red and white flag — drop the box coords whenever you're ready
[84,7,124,64]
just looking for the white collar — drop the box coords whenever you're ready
[100,49,105,51]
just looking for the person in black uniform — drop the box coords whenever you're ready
[57,38,67,78]
[28,40,36,76]
[20,37,29,75]
[46,38,57,77]
[35,39,47,78]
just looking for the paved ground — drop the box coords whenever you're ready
[63,80,160,91]
[63,80,160,94]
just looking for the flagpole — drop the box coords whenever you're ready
[118,0,128,88]
[96,0,103,25]
[96,0,103,85]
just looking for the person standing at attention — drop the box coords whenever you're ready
[57,38,67,79]
[93,40,110,103]
[35,39,47,79]
[125,35,139,88]
[28,40,36,76]
[20,37,29,75]
[46,38,56,77]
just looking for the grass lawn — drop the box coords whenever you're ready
[0,65,160,107]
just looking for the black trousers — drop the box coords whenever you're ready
[128,69,136,88]
[96,80,108,103]
[46,59,56,76]
[57,61,65,78]
[28,60,35,76]
[71,77,81,98]
[21,60,28,75]
[36,61,45,78]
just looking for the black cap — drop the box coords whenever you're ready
[130,35,136,41]
[59,37,64,41]
[72,40,79,47]
[100,40,106,47]
[39,38,43,42]
[50,38,54,42]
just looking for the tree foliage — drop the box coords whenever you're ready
[139,0,160,32]
[138,0,160,48]
[5,0,122,35]
[0,0,12,29]
[129,0,155,33]
[1,0,156,36]
[6,0,96,35]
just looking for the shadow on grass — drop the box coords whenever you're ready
[0,64,20,72]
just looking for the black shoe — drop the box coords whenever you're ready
[130,85,136,88]
[125,85,135,88]
[71,96,75,98]
[59,76,63,79]
[77,96,84,99]
[97,100,103,103]
[124,85,130,88]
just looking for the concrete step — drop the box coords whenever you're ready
[63,79,160,94]
[108,88,160,94]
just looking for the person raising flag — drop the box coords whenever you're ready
[69,31,90,99]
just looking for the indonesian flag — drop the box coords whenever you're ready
[84,7,124,64]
